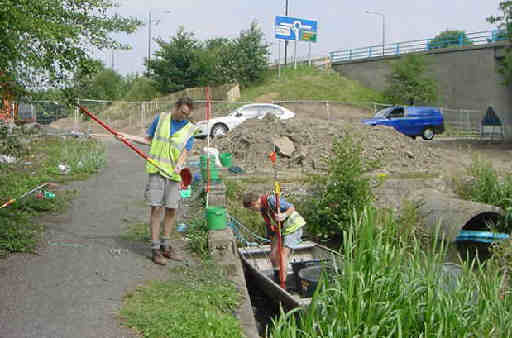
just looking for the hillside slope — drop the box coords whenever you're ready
[240,66,383,103]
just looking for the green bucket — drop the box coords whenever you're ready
[219,153,232,168]
[205,207,227,230]
[200,155,219,181]
[180,187,191,199]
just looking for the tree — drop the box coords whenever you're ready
[230,21,269,87]
[428,30,473,49]
[74,64,127,100]
[487,1,512,38]
[0,0,141,91]
[384,54,439,105]
[488,2,512,85]
[124,76,160,101]
[148,27,205,93]
[148,21,269,93]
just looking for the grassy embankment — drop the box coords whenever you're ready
[0,132,105,257]
[121,263,243,338]
[241,65,384,103]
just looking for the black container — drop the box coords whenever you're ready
[297,264,333,297]
[291,259,325,292]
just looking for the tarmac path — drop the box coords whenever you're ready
[0,139,182,338]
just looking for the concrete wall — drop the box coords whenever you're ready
[332,42,512,138]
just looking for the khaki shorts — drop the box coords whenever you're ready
[268,227,304,249]
[144,174,180,208]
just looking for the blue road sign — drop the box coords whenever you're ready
[275,16,318,42]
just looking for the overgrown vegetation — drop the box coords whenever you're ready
[0,121,27,158]
[297,134,375,240]
[224,179,264,238]
[384,54,439,105]
[455,156,512,211]
[149,21,268,93]
[271,207,512,337]
[428,30,473,49]
[488,1,512,85]
[240,65,383,103]
[184,217,211,259]
[121,264,243,338]
[0,133,105,257]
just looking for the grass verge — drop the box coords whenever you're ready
[240,65,383,103]
[121,263,243,338]
[0,136,105,256]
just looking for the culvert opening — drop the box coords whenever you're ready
[456,212,508,261]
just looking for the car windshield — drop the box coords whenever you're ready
[374,107,393,118]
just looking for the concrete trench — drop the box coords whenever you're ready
[206,183,509,337]
[203,177,260,338]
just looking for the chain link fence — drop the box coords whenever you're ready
[17,101,73,125]
[17,97,505,141]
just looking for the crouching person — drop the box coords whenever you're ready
[243,192,306,282]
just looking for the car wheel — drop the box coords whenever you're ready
[211,123,228,138]
[422,127,434,140]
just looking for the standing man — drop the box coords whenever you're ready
[121,97,197,265]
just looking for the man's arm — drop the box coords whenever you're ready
[174,149,188,173]
[117,133,152,146]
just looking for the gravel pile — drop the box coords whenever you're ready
[197,116,444,174]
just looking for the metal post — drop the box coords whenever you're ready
[365,11,385,57]
[147,11,151,74]
[294,39,297,69]
[308,41,312,66]
[278,40,281,78]
[284,0,288,66]
[326,101,330,121]
[140,103,144,128]
[382,15,386,55]
[74,98,79,132]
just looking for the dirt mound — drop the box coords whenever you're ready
[199,116,443,174]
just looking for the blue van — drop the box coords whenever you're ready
[362,106,444,140]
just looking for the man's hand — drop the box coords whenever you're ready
[115,133,128,142]
[174,164,183,174]
[276,213,287,222]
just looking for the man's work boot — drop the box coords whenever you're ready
[161,246,184,262]
[152,249,167,265]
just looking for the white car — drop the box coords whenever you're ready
[195,103,296,138]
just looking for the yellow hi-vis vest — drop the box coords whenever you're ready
[282,211,306,235]
[146,112,198,181]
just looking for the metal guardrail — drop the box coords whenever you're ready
[329,30,508,63]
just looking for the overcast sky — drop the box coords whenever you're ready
[103,0,504,75]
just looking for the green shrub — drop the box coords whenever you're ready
[185,217,210,259]
[0,121,27,158]
[456,156,512,210]
[298,134,374,239]
[271,207,512,337]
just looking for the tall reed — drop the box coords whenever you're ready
[271,207,512,337]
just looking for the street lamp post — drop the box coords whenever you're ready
[284,0,289,66]
[365,11,385,56]
[147,10,171,75]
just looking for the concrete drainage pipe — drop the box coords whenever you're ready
[408,188,504,243]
